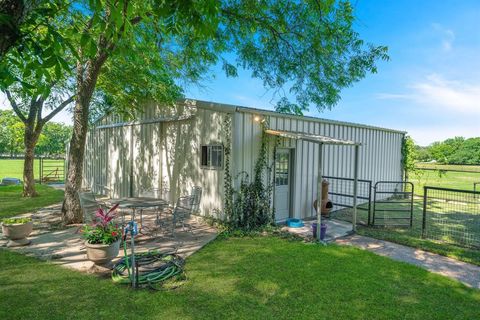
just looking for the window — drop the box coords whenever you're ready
[201,145,223,169]
[275,152,289,186]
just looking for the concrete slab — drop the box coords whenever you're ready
[336,235,480,289]
[1,211,218,274]
[282,218,352,241]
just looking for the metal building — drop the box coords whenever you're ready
[83,99,406,221]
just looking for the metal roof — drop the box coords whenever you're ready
[93,98,407,135]
[265,129,361,146]
[192,99,407,135]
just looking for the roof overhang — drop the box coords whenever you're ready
[265,129,361,146]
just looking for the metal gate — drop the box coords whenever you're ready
[39,158,65,183]
[323,176,372,226]
[372,181,414,227]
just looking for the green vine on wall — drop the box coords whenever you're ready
[223,115,234,222]
[223,118,275,230]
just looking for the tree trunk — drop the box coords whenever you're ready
[23,143,37,197]
[62,61,105,224]
[22,124,41,197]
[62,97,90,224]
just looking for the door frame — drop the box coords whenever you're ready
[274,148,295,222]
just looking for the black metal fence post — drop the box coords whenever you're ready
[367,180,372,226]
[422,186,427,238]
[372,184,377,226]
[410,184,414,227]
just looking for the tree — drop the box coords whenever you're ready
[402,135,417,181]
[36,122,72,157]
[0,110,24,156]
[1,0,77,197]
[4,87,74,196]
[3,1,387,223]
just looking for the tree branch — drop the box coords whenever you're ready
[42,95,75,124]
[5,89,27,123]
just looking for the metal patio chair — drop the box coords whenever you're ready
[78,191,105,224]
[191,186,202,214]
[164,195,194,238]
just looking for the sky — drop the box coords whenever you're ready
[1,0,479,146]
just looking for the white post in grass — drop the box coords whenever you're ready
[352,144,360,232]
[316,143,323,242]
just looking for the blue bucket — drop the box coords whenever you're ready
[286,218,304,228]
[312,223,327,240]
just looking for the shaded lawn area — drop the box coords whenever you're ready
[0,184,64,219]
[1,236,479,320]
[333,200,480,266]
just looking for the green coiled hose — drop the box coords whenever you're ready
[111,240,185,289]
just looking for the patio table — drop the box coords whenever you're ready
[106,197,168,234]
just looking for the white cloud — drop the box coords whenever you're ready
[376,74,480,115]
[431,23,455,52]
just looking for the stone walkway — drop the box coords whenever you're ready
[0,205,218,275]
[336,235,480,289]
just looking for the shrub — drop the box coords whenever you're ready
[2,217,32,225]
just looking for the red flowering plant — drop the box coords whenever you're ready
[82,204,122,245]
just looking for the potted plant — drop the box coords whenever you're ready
[82,204,122,266]
[1,217,33,247]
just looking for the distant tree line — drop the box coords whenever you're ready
[415,137,480,165]
[0,110,71,157]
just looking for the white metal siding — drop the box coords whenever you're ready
[84,99,404,221]
[232,110,404,220]
[83,102,230,218]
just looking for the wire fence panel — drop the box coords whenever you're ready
[422,186,480,248]
[323,176,372,226]
[372,181,414,227]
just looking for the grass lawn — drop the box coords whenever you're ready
[0,159,64,181]
[1,236,479,319]
[0,184,64,219]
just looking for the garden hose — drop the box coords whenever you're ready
[111,240,186,290]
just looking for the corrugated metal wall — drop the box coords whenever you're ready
[232,110,405,220]
[84,100,404,220]
[83,102,229,217]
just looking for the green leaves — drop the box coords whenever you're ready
[0,1,76,97]
[220,0,389,114]
[3,0,389,123]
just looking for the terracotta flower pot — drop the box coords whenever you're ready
[85,240,121,266]
[2,221,33,247]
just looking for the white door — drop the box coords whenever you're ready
[274,149,291,221]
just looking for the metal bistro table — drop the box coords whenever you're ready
[106,197,168,235]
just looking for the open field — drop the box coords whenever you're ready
[0,159,64,181]
[1,236,479,319]
[409,169,480,195]
[415,163,480,172]
[0,184,64,219]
